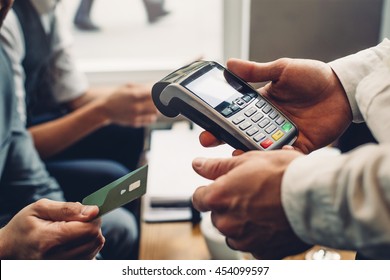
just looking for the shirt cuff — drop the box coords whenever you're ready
[281,148,345,247]
[328,39,390,123]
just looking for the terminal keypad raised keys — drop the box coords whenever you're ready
[229,96,294,150]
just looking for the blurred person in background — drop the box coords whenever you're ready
[74,0,170,31]
[0,0,125,260]
[0,0,158,259]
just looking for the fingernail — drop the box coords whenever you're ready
[193,157,207,169]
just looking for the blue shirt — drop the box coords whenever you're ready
[0,46,64,222]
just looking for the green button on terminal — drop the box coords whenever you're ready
[282,122,293,132]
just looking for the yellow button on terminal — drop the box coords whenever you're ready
[272,130,284,141]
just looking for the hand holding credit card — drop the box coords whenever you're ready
[82,165,148,217]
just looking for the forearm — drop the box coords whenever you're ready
[67,87,115,110]
[0,227,12,259]
[282,144,390,259]
[29,100,110,159]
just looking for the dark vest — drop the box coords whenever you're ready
[12,0,66,127]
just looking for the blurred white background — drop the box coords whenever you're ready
[62,0,223,72]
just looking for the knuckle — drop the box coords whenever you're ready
[60,202,80,218]
[229,237,254,253]
[204,190,225,210]
[34,198,49,209]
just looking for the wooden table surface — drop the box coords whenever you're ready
[139,222,356,260]
[140,222,211,260]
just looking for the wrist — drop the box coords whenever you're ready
[88,99,112,127]
[329,69,353,124]
[0,226,14,259]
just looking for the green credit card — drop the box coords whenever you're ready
[82,165,148,217]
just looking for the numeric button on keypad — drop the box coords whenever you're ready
[232,115,245,125]
[262,105,272,114]
[275,116,285,125]
[258,118,270,128]
[265,124,277,134]
[246,127,259,136]
[244,107,257,117]
[251,112,264,123]
[269,111,278,119]
[253,133,266,142]
[255,100,266,108]
[239,121,252,130]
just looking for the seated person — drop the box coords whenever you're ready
[0,0,158,258]
[0,0,141,260]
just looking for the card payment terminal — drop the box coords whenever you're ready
[152,61,298,151]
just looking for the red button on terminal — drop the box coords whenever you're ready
[260,139,273,149]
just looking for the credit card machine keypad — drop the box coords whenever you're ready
[224,94,294,150]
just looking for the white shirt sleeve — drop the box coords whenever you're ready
[48,3,89,103]
[283,145,390,259]
[282,40,390,259]
[44,3,89,104]
[0,3,89,124]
